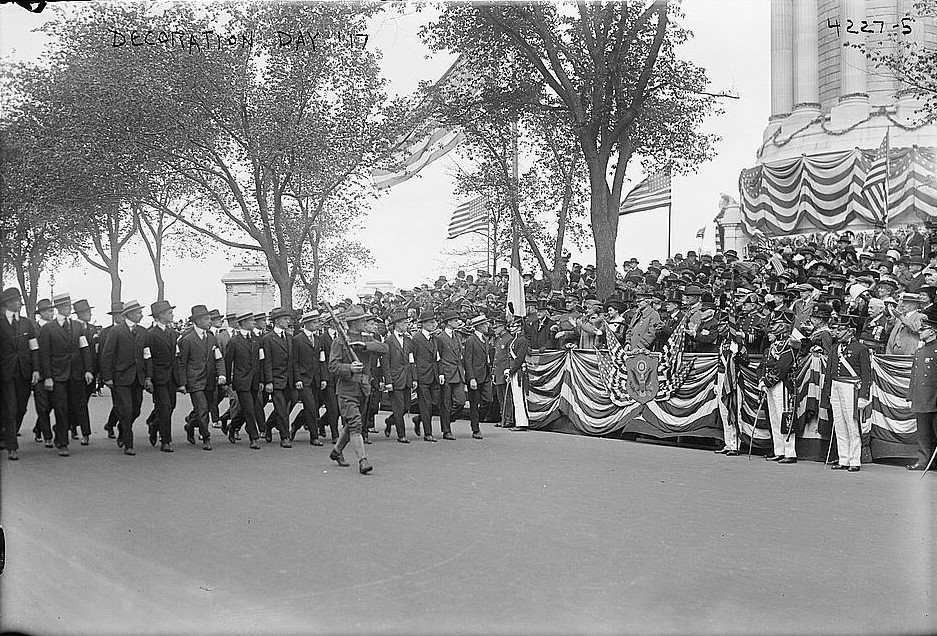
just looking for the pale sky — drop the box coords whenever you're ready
[0,0,770,318]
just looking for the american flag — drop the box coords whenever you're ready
[696,226,706,239]
[739,166,763,198]
[863,131,890,224]
[447,196,488,239]
[619,168,671,216]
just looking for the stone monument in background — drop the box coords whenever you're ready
[222,263,277,316]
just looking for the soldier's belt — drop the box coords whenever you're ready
[832,377,860,384]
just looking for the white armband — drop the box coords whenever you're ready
[143,346,152,360]
[436,351,441,362]
[408,353,414,364]
[78,335,89,348]
[214,346,222,360]
[319,350,326,362]
[259,348,265,360]
[28,338,39,351]
[175,344,181,356]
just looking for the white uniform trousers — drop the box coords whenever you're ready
[765,383,796,458]
[716,371,738,451]
[510,374,528,429]
[830,379,862,467]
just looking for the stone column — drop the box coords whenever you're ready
[770,0,794,118]
[831,0,869,128]
[897,0,927,124]
[716,201,749,257]
[792,0,821,118]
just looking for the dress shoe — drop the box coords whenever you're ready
[847,466,861,472]
[202,441,212,451]
[249,439,260,450]
[493,423,502,428]
[106,429,116,439]
[58,447,69,457]
[765,454,780,461]
[472,432,483,440]
[234,432,241,440]
[8,450,18,461]
[185,424,196,444]
[149,426,158,447]
[44,440,53,448]
[160,442,174,453]
[330,449,349,466]
[288,427,298,442]
[117,438,124,449]
[221,421,229,435]
[228,428,237,444]
[443,432,456,441]
[367,426,378,434]
[384,425,392,438]
[359,458,373,475]
[397,437,410,444]
[363,437,373,445]
[211,420,222,429]
[123,448,136,456]
[34,433,42,443]
[509,427,528,432]
[907,462,928,471]
[713,447,730,454]
[830,463,849,470]
[778,457,797,464]
[265,433,273,443]
[310,438,324,446]
[71,432,79,440]
[725,450,739,456]
[80,435,89,446]
[280,439,292,448]
[423,435,437,442]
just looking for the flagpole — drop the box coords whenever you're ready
[667,203,672,258]
[883,128,890,230]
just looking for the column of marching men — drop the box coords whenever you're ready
[0,288,539,476]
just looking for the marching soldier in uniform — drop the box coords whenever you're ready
[435,310,466,441]
[382,310,416,443]
[290,310,325,446]
[906,307,937,471]
[144,300,183,452]
[39,293,94,456]
[31,298,55,447]
[462,315,491,440]
[100,300,147,455]
[328,305,387,474]
[261,306,294,448]
[178,304,226,451]
[828,313,872,472]
[0,287,40,461]
[758,312,798,463]
[224,312,262,449]
[410,310,440,442]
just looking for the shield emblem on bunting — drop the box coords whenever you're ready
[624,352,659,404]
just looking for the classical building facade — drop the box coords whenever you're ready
[221,263,277,317]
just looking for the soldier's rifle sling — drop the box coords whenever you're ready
[320,302,361,365]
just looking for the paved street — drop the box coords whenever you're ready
[1,395,935,635]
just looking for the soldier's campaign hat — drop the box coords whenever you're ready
[0,287,22,303]
[386,310,408,326]
[343,304,377,323]
[437,310,460,324]
[52,293,71,308]
[236,311,254,324]
[120,299,143,315]
[107,301,125,315]
[190,304,211,320]
[73,299,93,314]
[467,314,489,328]
[811,304,833,320]
[208,308,222,320]
[300,309,321,324]
[34,298,53,314]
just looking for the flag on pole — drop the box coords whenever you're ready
[619,168,672,216]
[696,226,706,239]
[447,196,488,239]
[863,130,890,224]
[506,222,525,321]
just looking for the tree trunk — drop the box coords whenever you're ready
[109,266,123,307]
[586,159,617,300]
[26,262,40,317]
[267,254,293,310]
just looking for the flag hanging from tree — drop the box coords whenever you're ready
[447,196,488,239]
[863,130,890,224]
[619,168,671,216]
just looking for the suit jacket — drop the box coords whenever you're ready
[908,340,937,413]
[463,331,491,385]
[291,330,323,387]
[213,327,231,353]
[384,331,414,390]
[225,332,259,392]
[319,330,336,383]
[145,323,182,386]
[492,332,512,385]
[0,313,39,382]
[435,329,465,384]
[261,329,293,389]
[177,329,224,391]
[627,307,662,350]
[100,322,146,386]
[410,330,438,385]
[758,342,796,392]
[39,318,93,382]
[527,317,556,350]
[97,325,115,375]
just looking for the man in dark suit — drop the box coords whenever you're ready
[462,315,491,440]
[410,310,439,442]
[527,299,556,351]
[435,310,465,441]
[100,299,147,455]
[70,298,97,443]
[290,309,324,446]
[382,310,416,443]
[39,293,94,456]
[317,317,340,443]
[1,287,40,461]
[144,300,183,452]
[491,317,511,427]
[30,298,55,447]
[261,306,294,448]
[177,304,226,451]
[907,307,937,471]
[208,309,230,427]
[99,301,125,439]
[224,311,262,449]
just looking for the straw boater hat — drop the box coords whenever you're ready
[150,300,174,317]
[467,315,489,329]
[236,311,254,325]
[300,309,320,324]
[120,299,143,315]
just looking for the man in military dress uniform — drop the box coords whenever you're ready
[906,307,937,471]
[827,314,872,471]
[758,313,798,463]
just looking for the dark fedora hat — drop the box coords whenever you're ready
[190,304,211,321]
[437,310,460,324]
[811,304,833,320]
[35,298,53,314]
[108,301,125,315]
[387,310,409,326]
[665,289,683,304]
[418,310,437,323]
[73,299,93,314]
[268,306,292,321]
[0,287,22,303]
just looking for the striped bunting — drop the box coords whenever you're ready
[862,132,889,222]
[740,147,937,236]
[619,168,671,216]
[447,196,488,239]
